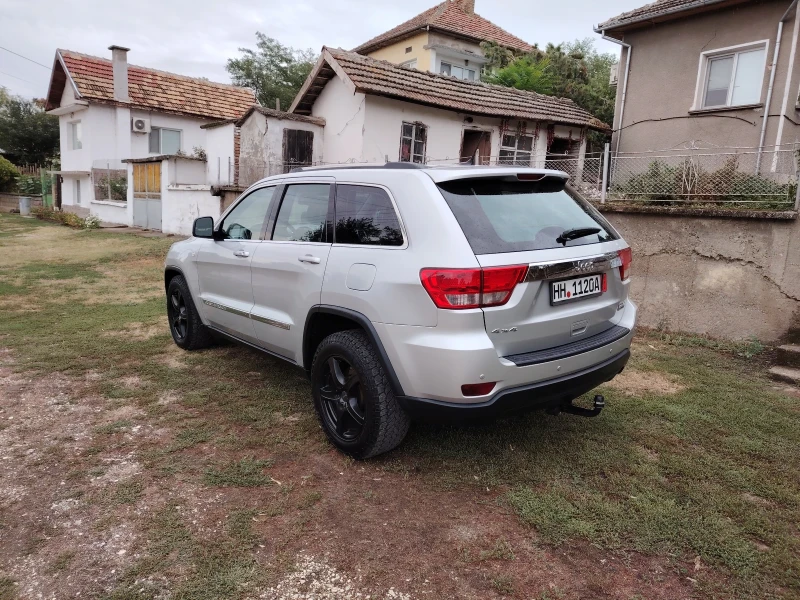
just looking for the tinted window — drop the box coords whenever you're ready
[220,186,275,240]
[437,178,617,255]
[272,184,330,242]
[334,185,403,247]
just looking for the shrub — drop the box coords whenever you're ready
[31,206,95,229]
[15,174,41,195]
[0,156,19,192]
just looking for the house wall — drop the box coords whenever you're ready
[312,75,367,163]
[360,94,583,165]
[367,32,432,71]
[129,110,211,157]
[611,0,800,153]
[204,123,236,186]
[605,211,800,341]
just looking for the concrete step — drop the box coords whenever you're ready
[769,366,800,385]
[776,344,800,368]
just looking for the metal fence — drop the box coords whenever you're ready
[606,145,799,208]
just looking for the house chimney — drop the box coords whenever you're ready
[457,0,475,13]
[108,45,130,102]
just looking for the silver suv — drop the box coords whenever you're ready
[164,164,636,458]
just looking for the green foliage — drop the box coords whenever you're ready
[0,94,59,165]
[94,174,127,201]
[483,38,617,146]
[226,33,316,110]
[32,206,100,229]
[484,56,554,95]
[15,174,41,195]
[0,156,19,192]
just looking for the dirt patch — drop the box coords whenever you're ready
[105,319,168,341]
[606,368,685,396]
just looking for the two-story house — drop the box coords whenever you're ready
[596,0,800,170]
[45,45,256,226]
[353,0,532,80]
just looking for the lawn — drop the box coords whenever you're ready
[0,213,797,599]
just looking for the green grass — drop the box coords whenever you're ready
[203,458,275,488]
[1,213,799,599]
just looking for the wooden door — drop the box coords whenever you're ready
[283,129,314,173]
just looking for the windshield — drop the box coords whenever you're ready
[437,178,618,255]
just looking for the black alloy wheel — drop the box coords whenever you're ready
[168,287,189,342]
[318,355,366,442]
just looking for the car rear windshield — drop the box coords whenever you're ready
[436,177,618,255]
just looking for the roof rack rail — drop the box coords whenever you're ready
[290,162,428,173]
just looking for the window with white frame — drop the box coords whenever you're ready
[440,61,476,81]
[70,121,82,150]
[700,43,767,109]
[400,122,427,163]
[400,59,418,69]
[499,133,534,166]
[148,127,182,154]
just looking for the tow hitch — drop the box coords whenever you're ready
[547,395,605,418]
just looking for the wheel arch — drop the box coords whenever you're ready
[303,306,405,397]
[164,266,185,291]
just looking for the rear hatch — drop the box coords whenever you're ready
[433,171,631,359]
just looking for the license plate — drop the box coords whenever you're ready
[551,274,605,304]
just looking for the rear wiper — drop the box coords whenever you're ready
[556,227,601,246]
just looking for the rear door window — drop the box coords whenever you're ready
[437,178,618,255]
[271,183,331,242]
[334,185,403,246]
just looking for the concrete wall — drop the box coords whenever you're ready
[161,187,221,235]
[204,123,236,186]
[367,32,432,71]
[0,193,42,213]
[606,211,800,341]
[612,0,800,153]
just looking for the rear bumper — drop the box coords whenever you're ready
[397,349,629,422]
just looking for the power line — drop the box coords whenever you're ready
[0,70,40,86]
[0,46,51,70]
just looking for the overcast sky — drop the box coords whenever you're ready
[0,0,643,100]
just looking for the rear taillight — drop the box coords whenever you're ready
[420,265,527,310]
[618,247,632,281]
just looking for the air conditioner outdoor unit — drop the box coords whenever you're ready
[609,63,620,86]
[131,118,151,134]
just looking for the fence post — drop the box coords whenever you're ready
[601,143,611,204]
[795,170,800,212]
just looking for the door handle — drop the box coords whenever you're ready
[298,255,321,265]
[233,250,250,258]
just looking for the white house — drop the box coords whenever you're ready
[279,48,608,172]
[45,45,256,231]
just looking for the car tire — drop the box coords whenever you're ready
[166,275,213,351]
[311,329,410,459]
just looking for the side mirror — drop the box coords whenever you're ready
[193,216,215,238]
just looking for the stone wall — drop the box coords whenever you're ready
[0,193,43,213]
[605,211,800,342]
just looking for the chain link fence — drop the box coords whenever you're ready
[607,145,799,208]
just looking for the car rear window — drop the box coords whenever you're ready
[436,178,618,255]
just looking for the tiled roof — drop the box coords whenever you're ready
[292,48,608,131]
[353,0,532,54]
[49,50,256,121]
[597,0,735,31]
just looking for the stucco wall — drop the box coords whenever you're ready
[204,123,236,186]
[161,188,221,236]
[367,32,432,71]
[312,76,366,164]
[605,211,800,341]
[612,0,800,153]
[88,201,127,225]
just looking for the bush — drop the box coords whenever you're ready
[15,174,41,195]
[32,206,96,229]
[0,156,19,192]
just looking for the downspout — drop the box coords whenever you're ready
[601,31,631,154]
[757,0,797,173]
[772,0,800,170]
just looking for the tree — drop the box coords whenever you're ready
[0,93,60,165]
[482,38,618,144]
[0,155,19,192]
[227,33,316,111]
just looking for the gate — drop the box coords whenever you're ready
[132,162,162,230]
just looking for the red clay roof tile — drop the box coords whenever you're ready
[55,50,256,121]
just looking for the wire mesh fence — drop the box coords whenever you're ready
[607,145,799,208]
